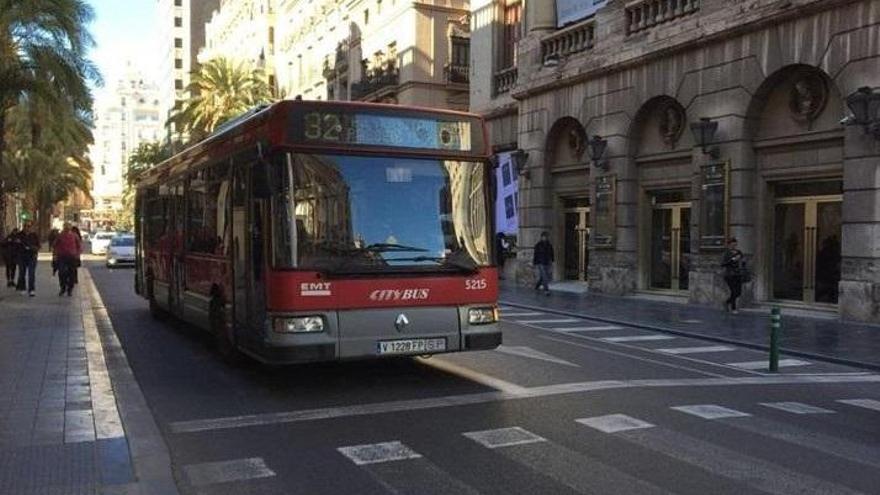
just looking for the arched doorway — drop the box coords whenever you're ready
[545,117,590,282]
[630,96,693,293]
[749,65,844,306]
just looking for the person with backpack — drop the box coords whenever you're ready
[532,231,555,296]
[721,237,746,313]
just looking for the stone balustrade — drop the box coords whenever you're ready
[493,67,518,95]
[626,0,701,35]
[540,18,596,64]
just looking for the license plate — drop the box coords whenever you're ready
[378,338,447,355]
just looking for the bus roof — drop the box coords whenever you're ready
[137,100,490,189]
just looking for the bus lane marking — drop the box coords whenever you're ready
[183,457,275,486]
[493,345,579,367]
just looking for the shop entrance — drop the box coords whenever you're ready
[772,181,842,305]
[563,198,590,281]
[649,191,691,291]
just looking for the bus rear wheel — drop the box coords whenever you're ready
[147,277,167,320]
[210,297,243,365]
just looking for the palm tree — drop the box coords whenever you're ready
[169,57,275,137]
[0,0,100,234]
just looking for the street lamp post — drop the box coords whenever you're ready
[587,135,609,171]
[843,86,880,140]
[690,117,721,159]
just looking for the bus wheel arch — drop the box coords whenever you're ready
[209,293,242,364]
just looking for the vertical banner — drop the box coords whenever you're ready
[591,175,615,248]
[699,162,729,250]
[495,152,519,235]
[556,0,608,27]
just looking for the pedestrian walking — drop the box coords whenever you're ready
[533,231,554,295]
[2,228,21,287]
[495,233,509,279]
[53,223,81,296]
[16,222,40,296]
[721,237,745,313]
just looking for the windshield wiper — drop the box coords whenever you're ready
[362,242,429,253]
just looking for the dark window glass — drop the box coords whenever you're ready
[174,58,183,69]
[504,194,515,219]
[111,236,135,247]
[501,163,512,186]
[451,36,469,66]
[174,79,183,90]
[174,17,182,27]
[174,0,182,6]
[501,1,522,70]
[186,166,230,255]
[174,38,183,48]
[775,180,842,198]
[273,154,491,272]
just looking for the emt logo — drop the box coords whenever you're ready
[300,282,331,296]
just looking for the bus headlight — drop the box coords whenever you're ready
[273,316,325,333]
[468,307,498,325]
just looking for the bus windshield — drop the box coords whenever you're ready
[273,154,491,274]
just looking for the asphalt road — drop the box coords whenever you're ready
[88,262,880,495]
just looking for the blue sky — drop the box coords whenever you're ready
[87,0,159,92]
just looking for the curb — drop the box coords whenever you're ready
[500,300,880,373]
[82,269,180,495]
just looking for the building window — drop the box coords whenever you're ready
[175,79,183,90]
[450,36,469,66]
[501,1,522,70]
[174,38,182,48]
[377,0,382,15]
[175,58,183,69]
[502,163,512,186]
[364,9,369,25]
[504,194,515,219]
[174,17,182,28]
[174,0,182,6]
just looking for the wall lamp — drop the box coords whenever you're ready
[511,149,530,179]
[842,86,880,140]
[689,117,720,159]
[587,135,609,171]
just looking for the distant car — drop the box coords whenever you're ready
[105,235,135,268]
[90,231,115,255]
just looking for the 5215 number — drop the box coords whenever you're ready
[304,112,344,141]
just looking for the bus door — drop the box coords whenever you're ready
[169,181,186,316]
[231,163,269,344]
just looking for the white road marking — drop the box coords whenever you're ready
[576,414,655,433]
[656,346,736,355]
[500,311,544,317]
[418,357,529,395]
[619,427,864,495]
[493,345,579,367]
[168,374,880,434]
[679,319,703,324]
[671,405,751,419]
[601,335,676,343]
[80,283,125,440]
[727,359,811,370]
[183,457,275,486]
[837,398,880,412]
[551,326,624,332]
[759,402,834,415]
[64,410,96,444]
[337,441,422,466]
[463,427,547,449]
[514,318,581,324]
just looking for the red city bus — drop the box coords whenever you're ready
[134,100,501,364]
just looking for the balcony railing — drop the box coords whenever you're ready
[541,19,596,64]
[444,63,469,84]
[351,64,399,100]
[626,0,700,35]
[493,66,517,95]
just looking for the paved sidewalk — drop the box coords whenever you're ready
[500,284,880,371]
[0,260,177,494]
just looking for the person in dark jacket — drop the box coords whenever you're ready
[532,231,554,295]
[16,222,40,296]
[495,233,509,279]
[721,237,745,313]
[2,228,20,287]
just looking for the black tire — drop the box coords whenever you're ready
[210,297,243,365]
[147,276,167,320]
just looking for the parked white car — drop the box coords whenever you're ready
[90,231,116,255]
[105,235,135,268]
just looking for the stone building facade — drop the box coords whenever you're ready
[275,0,471,109]
[472,0,880,323]
[199,0,277,90]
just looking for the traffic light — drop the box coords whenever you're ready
[19,211,30,221]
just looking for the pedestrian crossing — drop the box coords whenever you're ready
[324,397,880,495]
[499,306,838,374]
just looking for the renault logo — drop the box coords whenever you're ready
[395,314,410,332]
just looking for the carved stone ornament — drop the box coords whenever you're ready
[658,101,685,146]
[789,72,828,124]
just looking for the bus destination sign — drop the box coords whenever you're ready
[299,110,474,152]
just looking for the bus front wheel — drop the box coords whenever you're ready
[210,297,243,365]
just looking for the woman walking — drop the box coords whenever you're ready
[53,223,81,296]
[721,237,745,313]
